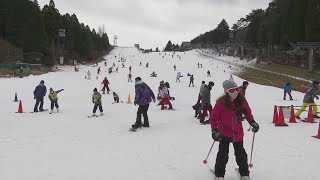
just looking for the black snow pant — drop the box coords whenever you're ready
[215,138,249,177]
[135,104,150,127]
[189,81,194,87]
[102,86,110,94]
[93,103,103,113]
[34,97,44,112]
[51,100,59,110]
[114,97,119,103]
[283,90,293,100]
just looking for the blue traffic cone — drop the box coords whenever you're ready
[14,93,18,102]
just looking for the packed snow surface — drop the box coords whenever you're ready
[0,47,319,180]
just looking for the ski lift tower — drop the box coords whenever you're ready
[290,42,320,73]
[58,29,65,65]
[114,35,118,47]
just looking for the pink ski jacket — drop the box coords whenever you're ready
[210,99,254,142]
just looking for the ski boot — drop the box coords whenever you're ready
[132,123,141,129]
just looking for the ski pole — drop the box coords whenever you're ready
[248,132,256,168]
[203,141,215,164]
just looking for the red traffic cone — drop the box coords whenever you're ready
[312,121,320,139]
[306,105,316,123]
[275,106,288,126]
[289,105,297,123]
[273,105,279,124]
[17,100,23,113]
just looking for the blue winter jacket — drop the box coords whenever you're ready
[34,84,47,99]
[134,81,155,105]
[283,83,292,92]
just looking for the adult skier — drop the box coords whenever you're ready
[283,82,293,100]
[210,80,259,180]
[33,80,47,112]
[132,77,156,129]
[92,88,103,116]
[128,73,133,82]
[48,88,64,113]
[199,81,214,124]
[189,75,194,87]
[238,81,249,98]
[198,81,206,103]
[295,80,319,119]
[101,77,110,94]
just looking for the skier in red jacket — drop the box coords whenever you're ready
[101,77,110,94]
[210,80,259,180]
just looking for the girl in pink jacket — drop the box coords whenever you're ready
[210,80,259,180]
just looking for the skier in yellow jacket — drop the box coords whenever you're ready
[48,88,64,114]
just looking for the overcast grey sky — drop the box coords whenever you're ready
[38,0,271,50]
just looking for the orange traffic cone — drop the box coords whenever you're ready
[275,106,288,126]
[312,121,320,139]
[289,105,297,123]
[273,105,278,124]
[306,105,315,123]
[17,100,23,113]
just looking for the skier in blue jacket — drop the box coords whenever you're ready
[33,80,47,112]
[283,82,293,100]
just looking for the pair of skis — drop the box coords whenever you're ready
[88,114,104,118]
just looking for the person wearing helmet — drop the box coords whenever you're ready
[210,80,259,180]
[92,88,103,116]
[48,88,64,113]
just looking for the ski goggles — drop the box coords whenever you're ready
[228,87,239,94]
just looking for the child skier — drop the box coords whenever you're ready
[48,88,64,113]
[295,80,319,119]
[92,88,103,116]
[283,82,293,100]
[86,70,91,79]
[207,70,211,77]
[101,77,110,94]
[176,72,182,82]
[113,92,120,103]
[159,82,173,110]
[210,80,259,180]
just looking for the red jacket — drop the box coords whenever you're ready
[210,98,254,142]
[102,79,109,86]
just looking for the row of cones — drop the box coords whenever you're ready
[273,105,320,139]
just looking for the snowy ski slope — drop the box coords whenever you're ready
[0,47,319,180]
